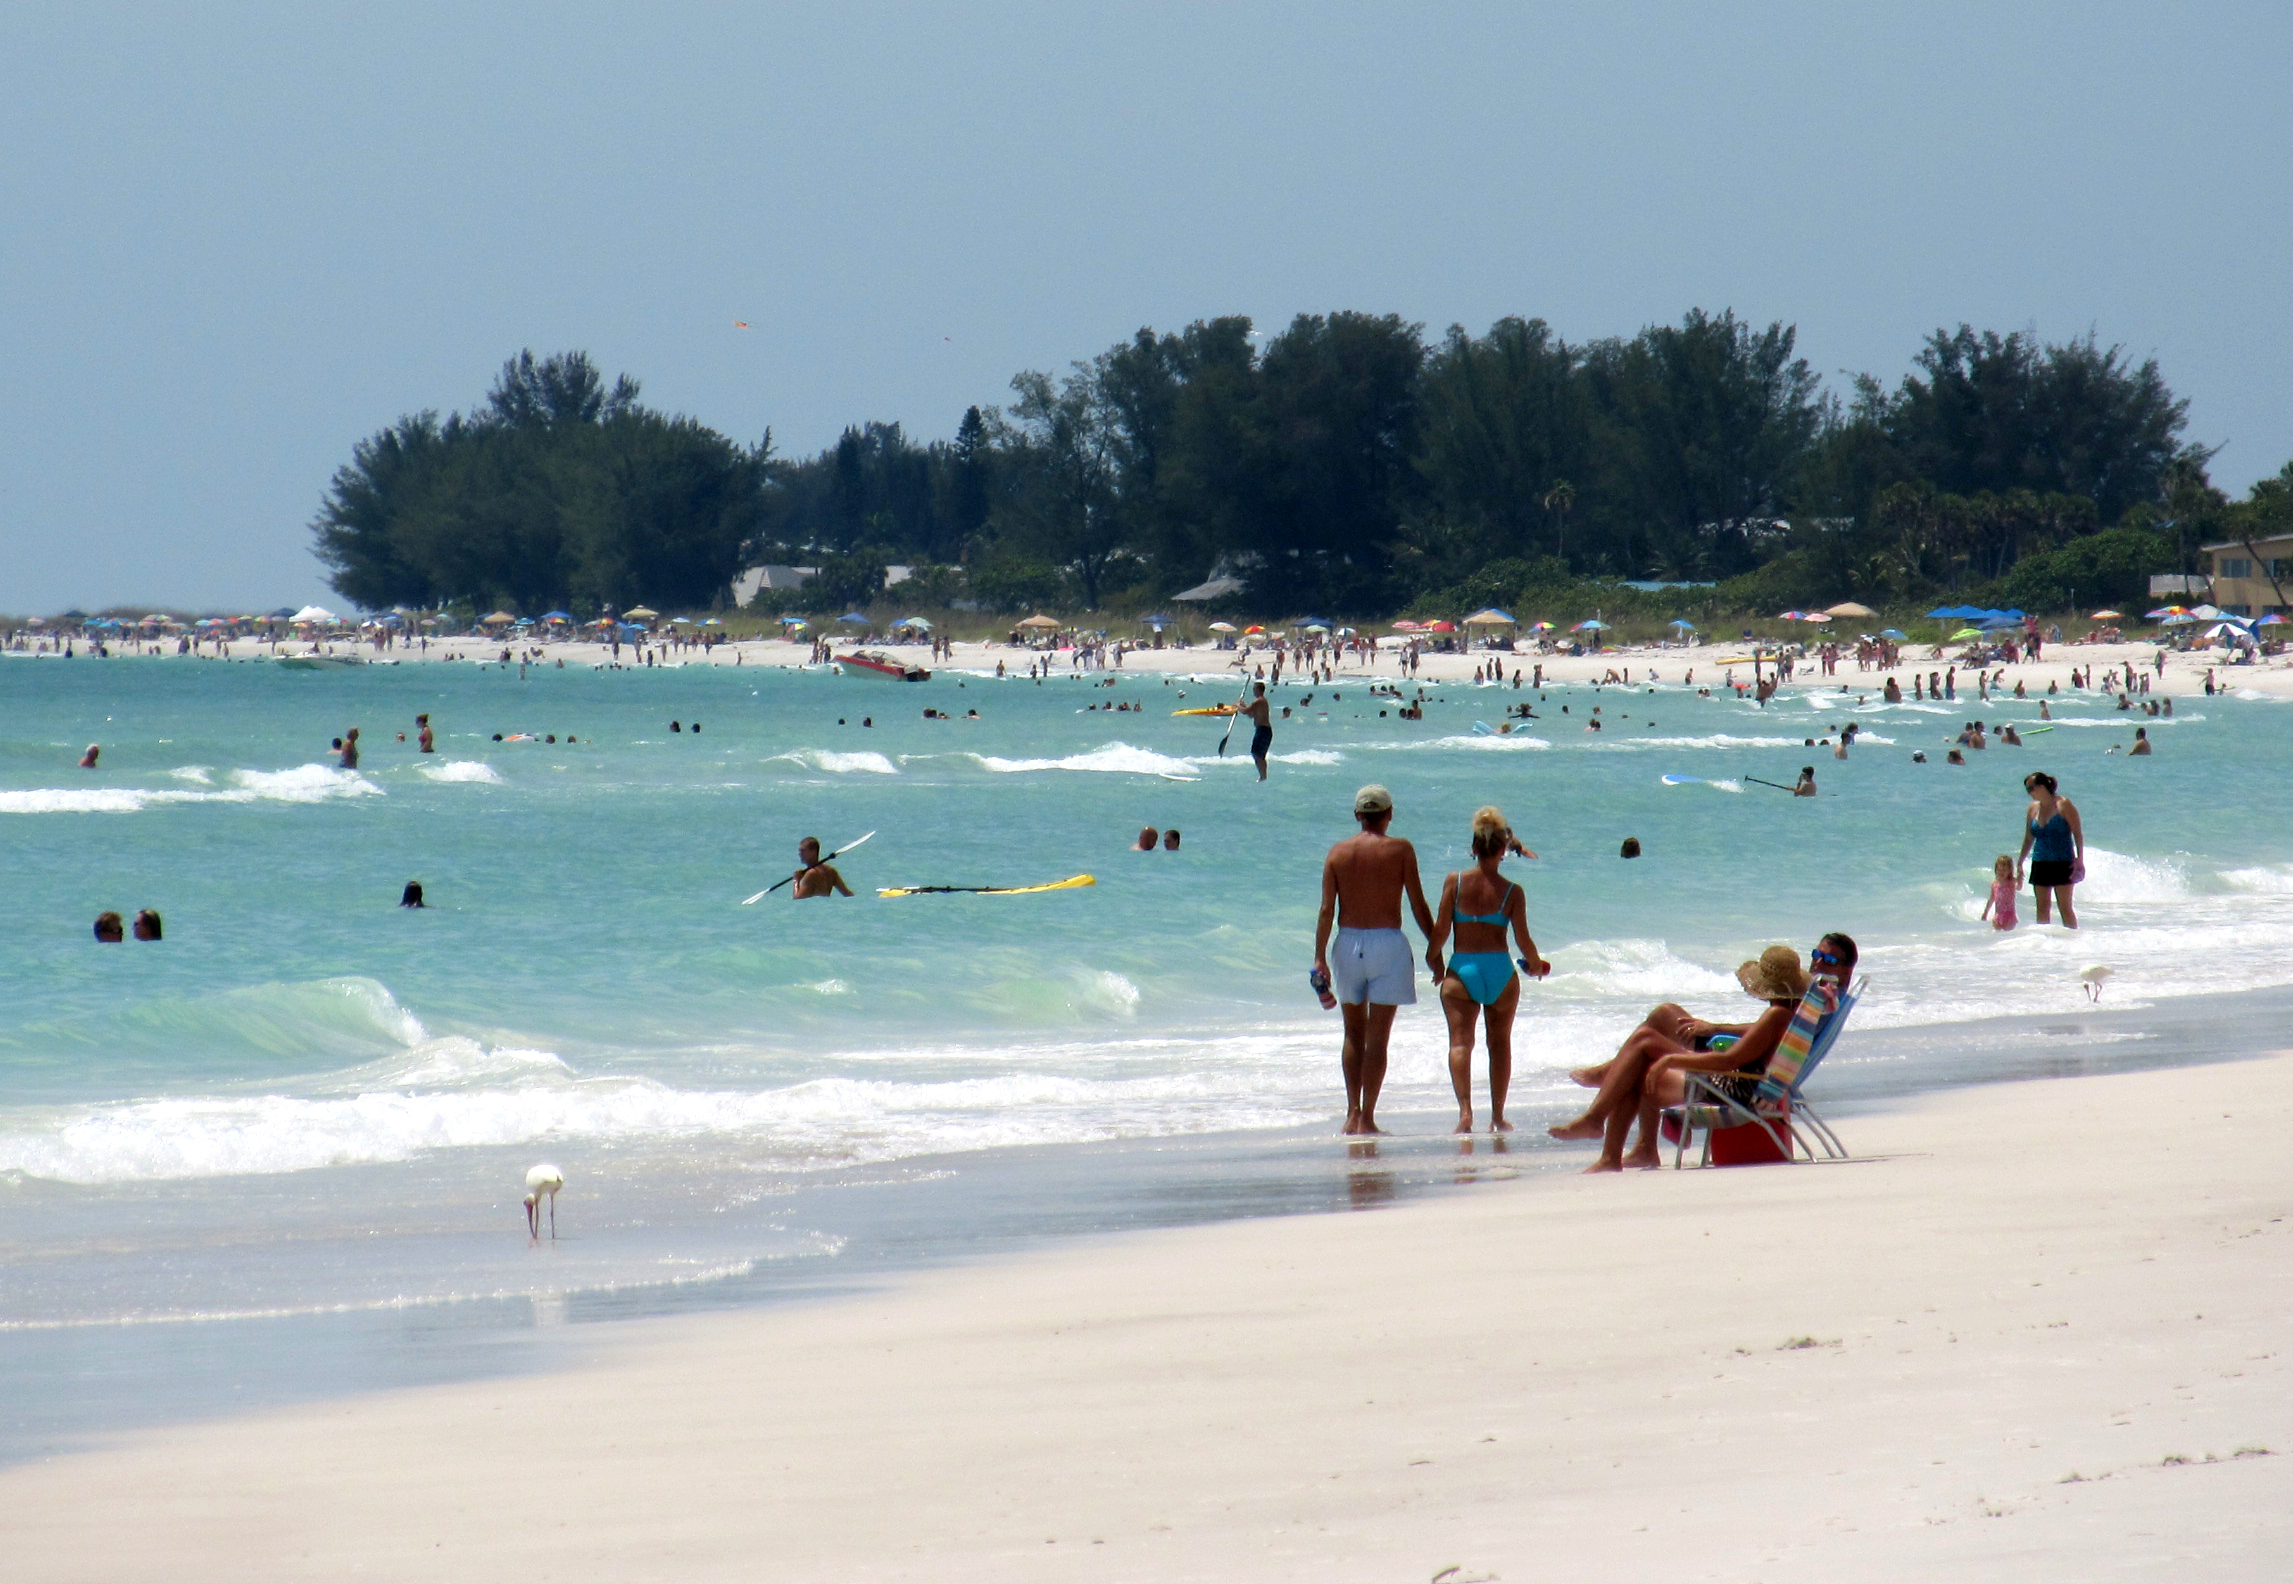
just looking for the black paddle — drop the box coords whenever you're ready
[1744,776,1801,794]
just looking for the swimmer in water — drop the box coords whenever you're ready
[93,911,125,943]
[132,908,162,941]
[790,836,853,898]
[417,713,435,753]
[80,744,100,769]
[1793,766,1817,796]
[400,881,426,908]
[1134,826,1160,851]
[1163,829,1181,850]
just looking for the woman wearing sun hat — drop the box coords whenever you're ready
[1550,936,1856,1171]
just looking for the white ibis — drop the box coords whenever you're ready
[524,1163,564,1237]
[2079,965,2114,1003]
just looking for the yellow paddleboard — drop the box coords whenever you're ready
[1172,706,1237,716]
[879,874,1097,898]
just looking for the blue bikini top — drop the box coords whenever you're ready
[1452,879,1518,927]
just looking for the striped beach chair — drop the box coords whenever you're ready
[1663,977,1863,1168]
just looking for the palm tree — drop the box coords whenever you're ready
[1542,480,1576,567]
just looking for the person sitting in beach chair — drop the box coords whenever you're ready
[1551,935,1857,1172]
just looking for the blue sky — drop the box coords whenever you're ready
[3,2,2286,610]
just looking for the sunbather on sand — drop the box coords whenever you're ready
[1552,934,1857,1171]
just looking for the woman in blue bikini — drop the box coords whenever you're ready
[1427,807,1552,1133]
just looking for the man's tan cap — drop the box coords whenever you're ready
[1354,784,1393,815]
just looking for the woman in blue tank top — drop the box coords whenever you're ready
[1428,806,1551,1133]
[2015,770,2086,927]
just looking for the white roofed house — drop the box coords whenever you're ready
[2201,536,2293,617]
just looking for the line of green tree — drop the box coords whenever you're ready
[314,317,2293,619]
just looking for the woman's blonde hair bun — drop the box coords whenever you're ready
[1470,806,1510,857]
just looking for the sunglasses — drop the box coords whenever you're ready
[1810,949,1843,966]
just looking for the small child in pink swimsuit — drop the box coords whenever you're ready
[1979,854,2018,931]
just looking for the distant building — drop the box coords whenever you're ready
[2199,537,2292,616]
[2148,573,2211,598]
[730,564,912,606]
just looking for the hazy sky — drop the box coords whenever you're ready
[3,2,2286,612]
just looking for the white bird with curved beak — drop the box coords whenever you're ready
[2079,965,2114,1003]
[524,1163,564,1238]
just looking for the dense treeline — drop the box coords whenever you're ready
[315,316,2289,619]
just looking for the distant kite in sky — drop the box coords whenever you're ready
[734,321,750,329]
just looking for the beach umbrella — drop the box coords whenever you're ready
[1879,628,1908,641]
[1461,607,1517,626]
[1207,620,1237,633]
[2145,606,2188,619]
[1425,620,1457,633]
[1824,601,1877,618]
[1950,627,1986,640]
[1776,609,1808,621]
[892,616,933,630]
[2088,610,2122,620]
[1527,621,1554,632]
[1980,614,2022,630]
[1140,613,1173,629]
[1389,620,1421,631]
[2256,612,2286,626]
[1667,619,1697,631]
[622,605,660,621]
[1572,619,1608,632]
[1016,614,1063,630]
[289,604,339,624]
[1799,612,1833,624]
[542,610,573,622]
[481,611,516,625]
[837,612,872,625]
[1243,624,1266,634]
[2159,613,2197,626]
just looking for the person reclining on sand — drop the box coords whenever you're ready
[1551,934,1857,1171]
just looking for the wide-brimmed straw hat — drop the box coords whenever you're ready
[1736,944,1809,1002]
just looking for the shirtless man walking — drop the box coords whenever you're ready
[1313,784,1440,1134]
[790,836,853,898]
[1240,682,1274,781]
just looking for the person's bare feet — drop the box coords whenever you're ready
[1452,1113,1474,1134]
[1622,1148,1661,1170]
[1547,1116,1603,1141]
[1582,1158,1623,1173]
[1569,1067,1602,1087]
[1491,1117,1513,1133]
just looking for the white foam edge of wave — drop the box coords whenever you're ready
[0,764,381,815]
[768,748,900,774]
[0,1243,840,1332]
[415,759,503,783]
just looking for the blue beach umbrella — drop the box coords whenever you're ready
[838,612,871,625]
[1879,628,1908,641]
[1668,619,1696,631]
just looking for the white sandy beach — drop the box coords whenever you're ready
[6,1054,2289,1582]
[41,629,2293,703]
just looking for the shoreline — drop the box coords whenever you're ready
[6,1049,2289,1580]
[14,632,2292,700]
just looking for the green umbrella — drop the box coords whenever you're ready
[1949,627,1985,640]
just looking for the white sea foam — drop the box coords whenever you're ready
[168,765,214,784]
[0,1060,1315,1186]
[772,749,900,774]
[0,764,379,815]
[416,760,502,784]
[971,742,1199,777]
[2222,863,2293,895]
[1182,748,1343,767]
[1367,734,1552,752]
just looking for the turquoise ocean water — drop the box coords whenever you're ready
[4,652,2291,1445]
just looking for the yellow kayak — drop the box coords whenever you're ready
[879,874,1097,898]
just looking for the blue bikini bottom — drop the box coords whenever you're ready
[1449,952,1516,1006]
